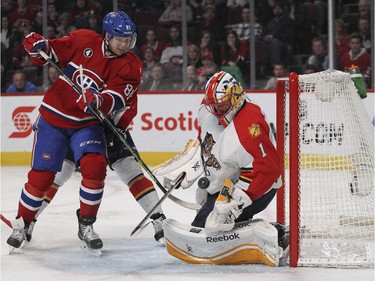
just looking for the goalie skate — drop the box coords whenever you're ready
[76,209,103,256]
[151,212,167,245]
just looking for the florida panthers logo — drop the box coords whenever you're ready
[202,133,221,170]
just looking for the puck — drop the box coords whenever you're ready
[198,177,210,189]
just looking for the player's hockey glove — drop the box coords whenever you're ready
[116,127,127,139]
[205,179,252,236]
[76,88,103,115]
[23,32,50,66]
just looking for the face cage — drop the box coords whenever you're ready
[204,94,233,118]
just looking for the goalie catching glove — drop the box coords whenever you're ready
[153,139,204,189]
[23,32,50,66]
[76,88,103,115]
[205,179,252,236]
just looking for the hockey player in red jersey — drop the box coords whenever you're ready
[6,11,142,255]
[154,71,288,265]
[25,127,166,245]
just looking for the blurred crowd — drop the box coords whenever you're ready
[1,0,372,93]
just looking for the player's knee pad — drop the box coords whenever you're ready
[80,154,107,188]
[113,156,143,185]
[54,159,76,187]
[26,169,56,196]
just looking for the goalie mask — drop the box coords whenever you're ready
[204,71,245,127]
[103,11,137,53]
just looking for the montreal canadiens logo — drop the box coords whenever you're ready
[84,48,93,58]
[72,67,102,91]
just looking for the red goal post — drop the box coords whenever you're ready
[276,70,374,268]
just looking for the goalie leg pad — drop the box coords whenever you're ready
[164,218,282,266]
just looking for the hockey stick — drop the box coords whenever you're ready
[0,214,24,229]
[131,172,186,237]
[38,50,200,211]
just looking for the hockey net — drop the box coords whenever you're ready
[276,70,374,268]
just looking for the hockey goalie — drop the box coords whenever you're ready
[153,71,288,266]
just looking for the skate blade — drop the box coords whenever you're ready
[157,237,166,246]
[279,245,290,266]
[80,241,102,257]
[8,240,26,254]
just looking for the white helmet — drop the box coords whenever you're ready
[204,71,245,127]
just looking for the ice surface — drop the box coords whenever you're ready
[1,166,374,281]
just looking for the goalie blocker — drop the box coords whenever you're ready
[163,218,287,266]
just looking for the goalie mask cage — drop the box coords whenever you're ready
[276,70,374,268]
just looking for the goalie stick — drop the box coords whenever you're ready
[131,172,186,237]
[38,50,200,211]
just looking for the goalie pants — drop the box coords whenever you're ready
[191,188,277,228]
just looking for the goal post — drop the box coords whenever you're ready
[276,70,374,268]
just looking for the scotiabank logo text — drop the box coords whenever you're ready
[141,111,199,131]
[9,106,36,138]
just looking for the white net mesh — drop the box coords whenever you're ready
[282,70,374,268]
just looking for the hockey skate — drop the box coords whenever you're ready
[25,219,36,242]
[76,209,103,256]
[6,218,27,254]
[272,222,290,266]
[151,212,166,245]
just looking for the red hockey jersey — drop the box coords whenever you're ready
[40,29,143,129]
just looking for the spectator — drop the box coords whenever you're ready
[160,25,184,79]
[48,65,59,85]
[158,0,193,27]
[256,0,277,27]
[182,65,201,90]
[197,50,219,85]
[226,5,263,42]
[140,28,166,62]
[1,15,22,85]
[140,63,170,91]
[40,65,60,92]
[261,2,296,73]
[135,0,166,11]
[6,70,37,93]
[342,0,370,34]
[31,11,44,35]
[220,30,248,85]
[339,32,371,86]
[334,19,350,62]
[305,36,330,72]
[46,1,59,29]
[288,0,320,54]
[226,0,247,8]
[358,17,371,53]
[193,5,224,43]
[87,13,102,34]
[264,62,286,89]
[11,23,35,70]
[45,25,58,39]
[10,0,36,28]
[190,0,225,23]
[187,44,202,68]
[199,30,221,66]
[303,63,317,74]
[69,0,97,29]
[142,47,158,83]
[56,13,77,37]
